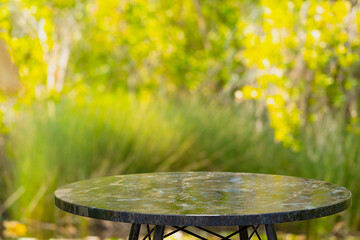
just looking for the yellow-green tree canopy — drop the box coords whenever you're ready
[1,0,360,148]
[239,0,360,149]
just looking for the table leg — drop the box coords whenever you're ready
[153,225,165,240]
[129,223,141,240]
[238,226,249,240]
[265,224,278,240]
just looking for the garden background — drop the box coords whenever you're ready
[1,0,360,239]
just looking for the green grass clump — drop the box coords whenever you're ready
[2,93,360,238]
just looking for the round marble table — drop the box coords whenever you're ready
[54,172,351,240]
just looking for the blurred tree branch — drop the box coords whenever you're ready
[0,40,21,94]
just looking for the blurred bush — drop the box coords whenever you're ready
[2,93,360,238]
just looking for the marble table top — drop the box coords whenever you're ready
[54,172,351,226]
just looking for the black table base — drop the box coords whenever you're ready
[129,223,278,240]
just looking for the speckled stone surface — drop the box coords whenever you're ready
[54,172,351,226]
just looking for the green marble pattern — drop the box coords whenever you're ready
[54,172,351,226]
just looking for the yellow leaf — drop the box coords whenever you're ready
[3,221,27,238]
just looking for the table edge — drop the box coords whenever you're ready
[54,190,351,226]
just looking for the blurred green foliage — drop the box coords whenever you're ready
[1,0,360,147]
[0,0,250,95]
[241,0,360,149]
[1,0,360,238]
[5,95,360,239]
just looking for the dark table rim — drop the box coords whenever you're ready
[54,172,352,226]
